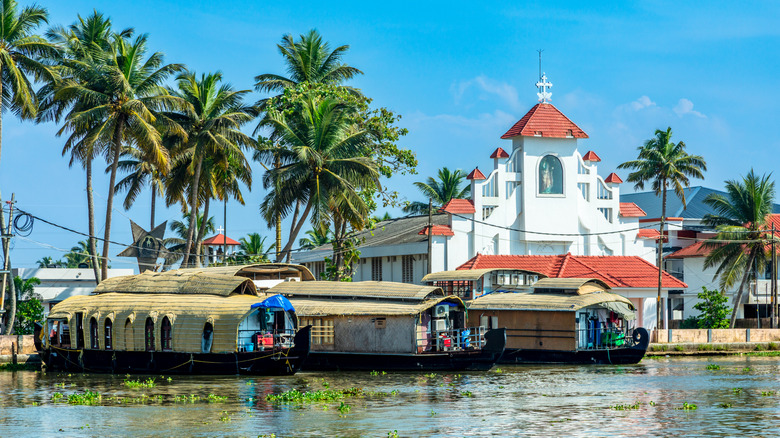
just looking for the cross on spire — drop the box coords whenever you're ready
[536,73,552,103]
[216,226,224,234]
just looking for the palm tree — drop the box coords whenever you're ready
[299,228,333,249]
[163,212,215,268]
[259,93,379,263]
[36,256,54,268]
[164,71,255,268]
[13,275,41,301]
[254,29,363,101]
[233,233,271,263]
[63,240,92,268]
[0,0,58,170]
[403,167,470,215]
[703,170,775,327]
[115,146,169,230]
[617,127,707,330]
[51,32,185,280]
[38,11,130,283]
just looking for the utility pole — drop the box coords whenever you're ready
[772,224,777,328]
[0,190,7,327]
[223,155,227,266]
[1,193,16,335]
[427,198,433,275]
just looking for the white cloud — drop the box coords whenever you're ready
[451,75,522,111]
[673,98,706,118]
[630,95,656,111]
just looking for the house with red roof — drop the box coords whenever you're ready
[202,228,241,265]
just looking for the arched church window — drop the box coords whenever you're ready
[538,155,563,195]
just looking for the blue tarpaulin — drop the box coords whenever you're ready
[251,294,295,312]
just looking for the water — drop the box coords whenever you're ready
[2,356,780,437]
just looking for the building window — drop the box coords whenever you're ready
[598,208,613,223]
[300,317,334,345]
[402,255,414,283]
[145,317,155,352]
[482,174,498,197]
[104,318,113,350]
[161,317,172,351]
[371,257,383,281]
[578,160,590,175]
[538,155,563,195]
[482,206,496,220]
[578,183,589,201]
[597,179,613,200]
[90,317,99,349]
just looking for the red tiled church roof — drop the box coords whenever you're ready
[605,173,623,184]
[619,202,646,217]
[440,199,476,214]
[418,225,454,236]
[490,147,510,159]
[466,167,486,180]
[501,103,588,139]
[582,151,601,162]
[202,233,240,245]
[456,253,687,289]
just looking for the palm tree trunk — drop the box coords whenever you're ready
[279,199,314,263]
[195,197,210,268]
[150,181,156,230]
[279,200,301,263]
[730,253,757,328]
[657,184,667,330]
[86,158,101,284]
[183,155,203,268]
[275,155,282,260]
[102,119,125,280]
[0,66,4,171]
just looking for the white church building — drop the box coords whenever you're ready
[294,75,687,330]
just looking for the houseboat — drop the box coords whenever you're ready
[268,281,506,371]
[466,278,649,364]
[36,265,312,375]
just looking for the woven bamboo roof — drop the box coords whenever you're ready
[422,268,544,282]
[180,263,315,281]
[94,270,256,297]
[269,281,444,301]
[47,292,268,353]
[290,296,463,317]
[531,278,611,293]
[467,291,634,313]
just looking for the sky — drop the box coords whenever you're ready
[2,0,780,271]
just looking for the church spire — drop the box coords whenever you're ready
[536,49,552,103]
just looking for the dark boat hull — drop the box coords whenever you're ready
[302,328,506,371]
[499,345,646,365]
[39,326,311,376]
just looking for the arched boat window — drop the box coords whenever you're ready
[104,318,113,350]
[124,318,133,351]
[89,317,99,349]
[202,322,213,353]
[161,317,172,351]
[145,317,155,352]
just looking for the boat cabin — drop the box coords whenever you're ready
[422,268,544,300]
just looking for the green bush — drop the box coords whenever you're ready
[680,316,701,329]
[694,287,730,329]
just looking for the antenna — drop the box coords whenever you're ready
[537,49,543,80]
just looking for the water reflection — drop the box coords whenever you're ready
[2,357,780,436]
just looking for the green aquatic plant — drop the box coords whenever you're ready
[207,394,228,403]
[219,411,231,422]
[761,391,774,397]
[461,390,473,398]
[123,377,156,389]
[370,370,387,376]
[266,387,364,404]
[741,366,752,373]
[674,345,685,352]
[424,373,437,379]
[51,392,64,401]
[67,390,101,405]
[611,401,641,410]
[338,402,351,414]
[677,402,697,410]
[649,401,656,406]
[706,364,721,370]
[493,368,504,373]
[733,387,743,395]
[388,431,399,438]
[719,402,733,408]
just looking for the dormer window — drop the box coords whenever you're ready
[534,131,543,137]
[566,129,574,138]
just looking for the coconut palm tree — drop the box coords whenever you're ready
[114,146,169,230]
[259,93,380,263]
[38,11,131,283]
[13,275,41,301]
[51,32,185,280]
[164,71,255,268]
[403,167,470,215]
[0,0,58,171]
[617,127,706,329]
[233,233,271,263]
[702,170,776,327]
[254,29,363,101]
[63,240,92,268]
[298,228,333,249]
[163,212,215,269]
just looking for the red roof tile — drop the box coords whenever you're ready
[440,199,476,214]
[500,103,588,139]
[619,202,646,218]
[666,241,709,258]
[466,167,486,180]
[202,233,240,245]
[418,225,454,236]
[582,151,601,162]
[490,147,510,159]
[636,229,662,240]
[456,253,687,289]
[605,173,623,184]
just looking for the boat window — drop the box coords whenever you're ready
[124,318,133,351]
[145,317,155,352]
[202,322,214,353]
[300,317,334,345]
[75,313,85,349]
[89,317,99,349]
[104,319,113,350]
[161,317,172,351]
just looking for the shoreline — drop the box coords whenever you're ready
[646,342,780,357]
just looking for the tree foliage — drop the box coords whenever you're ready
[693,287,731,329]
[403,167,469,215]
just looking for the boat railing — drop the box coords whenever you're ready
[418,326,487,352]
[576,326,635,351]
[237,328,296,352]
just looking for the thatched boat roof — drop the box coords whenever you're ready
[422,268,544,282]
[531,278,611,293]
[269,281,444,301]
[289,296,463,317]
[467,290,635,318]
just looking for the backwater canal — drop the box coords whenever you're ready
[2,356,780,437]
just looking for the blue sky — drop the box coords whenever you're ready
[2,0,779,270]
